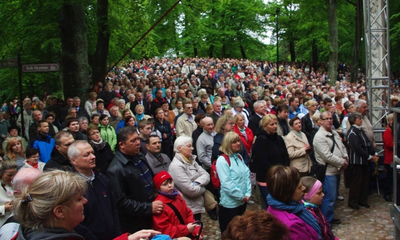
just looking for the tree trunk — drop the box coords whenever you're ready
[312,38,318,70]
[240,45,247,59]
[327,0,338,85]
[208,44,214,58]
[193,47,198,57]
[60,1,90,102]
[289,40,295,62]
[222,44,226,58]
[351,0,362,83]
[90,0,110,87]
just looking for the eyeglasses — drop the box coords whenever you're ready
[321,118,333,121]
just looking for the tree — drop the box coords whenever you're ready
[327,0,338,84]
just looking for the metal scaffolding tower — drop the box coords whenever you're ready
[363,0,390,149]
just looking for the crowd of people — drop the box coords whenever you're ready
[0,57,396,239]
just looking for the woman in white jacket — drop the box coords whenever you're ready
[285,116,312,177]
[168,136,210,220]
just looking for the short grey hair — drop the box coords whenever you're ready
[348,112,363,125]
[78,117,88,124]
[253,100,264,110]
[67,140,89,159]
[128,94,135,99]
[173,136,192,153]
[118,99,126,105]
[110,106,119,112]
[73,96,80,101]
[355,99,367,110]
[233,99,245,108]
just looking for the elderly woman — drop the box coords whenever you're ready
[233,114,254,155]
[4,137,25,170]
[98,115,117,151]
[0,161,17,226]
[135,104,151,121]
[78,117,89,135]
[301,100,319,146]
[168,136,210,221]
[267,165,320,240]
[252,114,290,209]
[13,170,161,240]
[21,148,45,171]
[285,117,312,177]
[217,132,251,234]
[346,112,377,210]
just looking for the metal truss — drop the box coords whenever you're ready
[363,0,390,149]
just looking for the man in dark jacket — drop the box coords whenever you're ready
[66,118,87,141]
[69,140,121,240]
[107,126,163,233]
[44,131,75,171]
[130,92,150,115]
[72,97,90,121]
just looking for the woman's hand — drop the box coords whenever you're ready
[127,229,161,240]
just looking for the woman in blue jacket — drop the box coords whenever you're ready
[216,131,251,235]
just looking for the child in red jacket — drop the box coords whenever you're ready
[152,171,202,239]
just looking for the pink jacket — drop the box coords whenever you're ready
[267,206,319,240]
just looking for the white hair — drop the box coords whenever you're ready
[173,136,192,153]
[67,140,88,159]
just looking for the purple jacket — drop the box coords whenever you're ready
[267,206,319,240]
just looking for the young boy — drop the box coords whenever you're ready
[152,171,202,239]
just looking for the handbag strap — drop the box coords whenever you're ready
[166,202,185,225]
[330,134,336,153]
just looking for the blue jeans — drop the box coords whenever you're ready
[321,174,339,225]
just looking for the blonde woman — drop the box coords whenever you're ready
[4,137,25,170]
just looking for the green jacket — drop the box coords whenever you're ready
[98,124,117,152]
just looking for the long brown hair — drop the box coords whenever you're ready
[6,137,25,160]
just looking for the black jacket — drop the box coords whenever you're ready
[347,126,375,165]
[69,130,88,141]
[16,226,84,240]
[90,141,114,176]
[44,148,74,171]
[252,131,290,182]
[74,173,121,240]
[107,151,155,233]
[301,113,318,146]
[130,100,150,115]
[248,114,263,137]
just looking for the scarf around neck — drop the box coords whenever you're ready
[267,194,321,239]
[158,188,179,199]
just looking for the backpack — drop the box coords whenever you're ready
[211,153,243,190]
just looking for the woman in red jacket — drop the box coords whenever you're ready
[233,114,254,155]
[152,171,202,239]
[383,113,394,202]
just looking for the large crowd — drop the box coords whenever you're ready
[0,57,397,240]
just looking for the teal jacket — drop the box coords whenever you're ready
[98,124,117,152]
[216,153,251,208]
